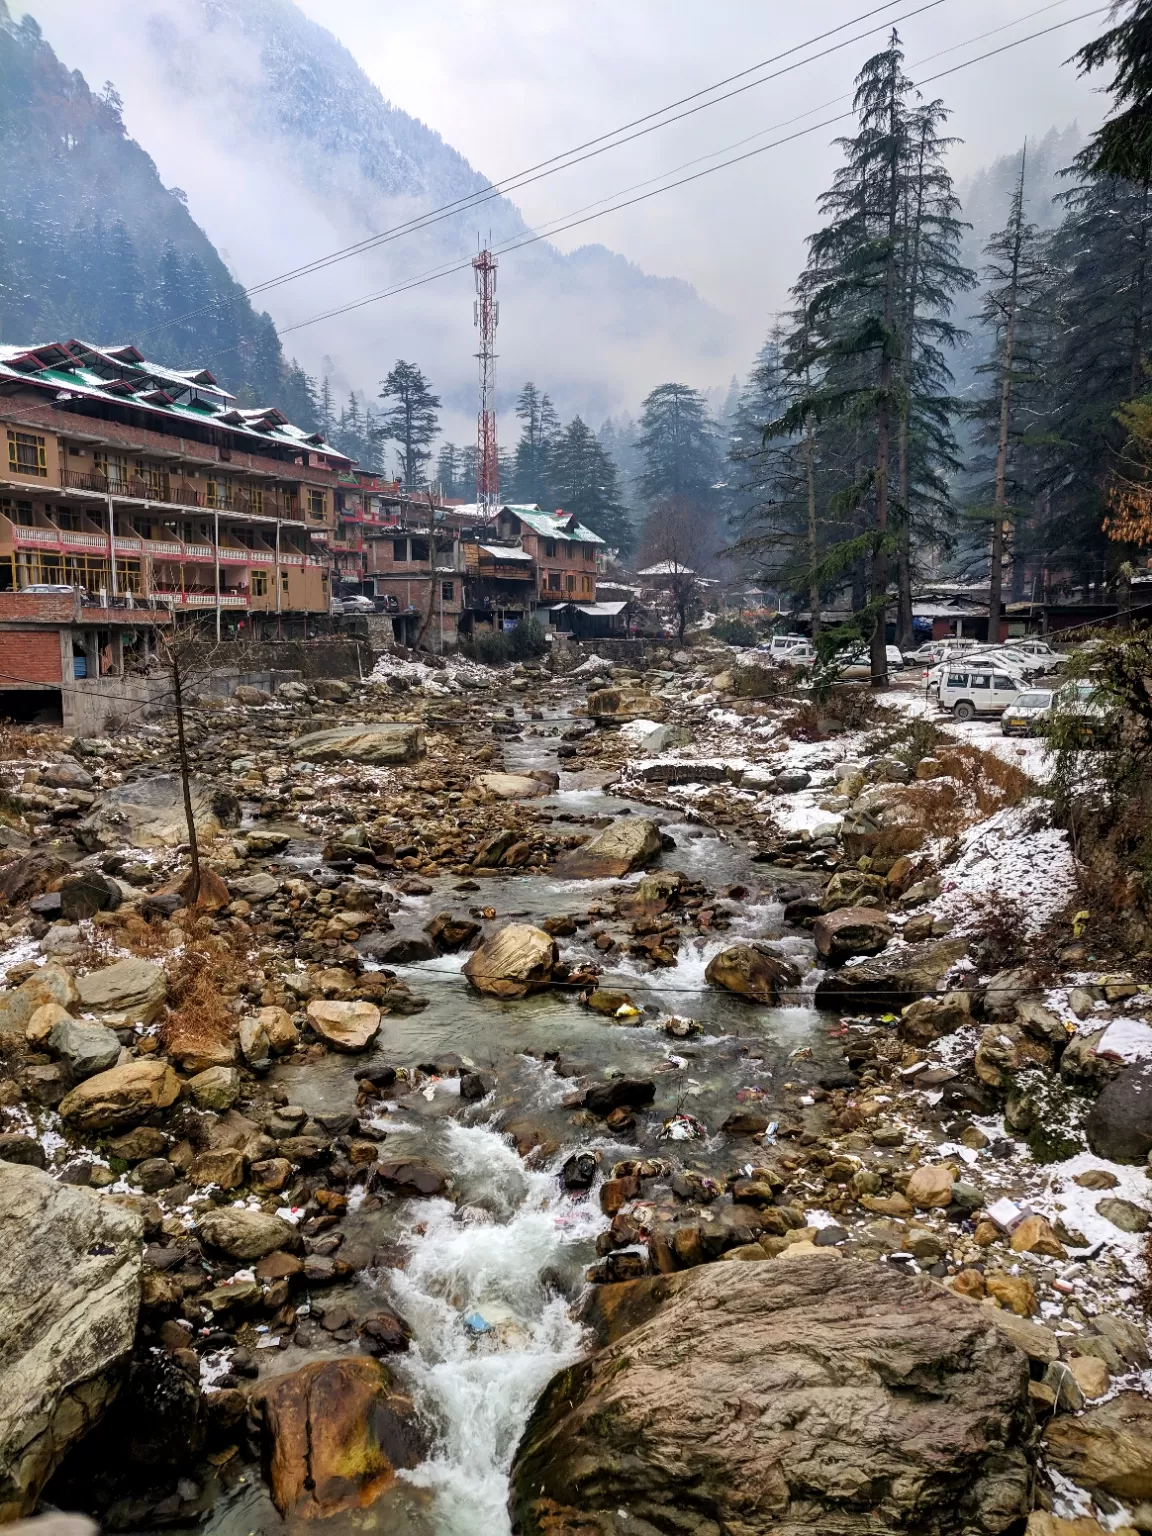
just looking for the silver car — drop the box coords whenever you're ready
[1000,688,1055,736]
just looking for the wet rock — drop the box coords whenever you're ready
[459,1071,488,1101]
[704,944,800,1004]
[306,999,382,1053]
[257,1356,423,1519]
[76,957,167,1025]
[898,991,971,1044]
[58,871,122,922]
[813,938,968,1012]
[586,687,665,723]
[511,1257,1031,1536]
[77,774,238,851]
[46,1018,120,1079]
[585,989,638,1018]
[0,1163,142,1519]
[721,1110,770,1136]
[812,906,892,963]
[820,869,888,913]
[1085,1060,1152,1163]
[463,924,558,998]
[197,1207,296,1261]
[0,966,78,1038]
[0,1135,46,1169]
[425,911,482,951]
[370,1161,448,1198]
[1043,1392,1152,1502]
[561,1152,599,1192]
[584,1078,656,1116]
[358,1310,413,1356]
[557,818,663,879]
[291,723,425,764]
[58,1059,180,1132]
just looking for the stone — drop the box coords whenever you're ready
[812,906,893,963]
[58,871,121,922]
[0,854,71,907]
[475,772,551,800]
[40,761,94,791]
[585,687,665,723]
[425,911,482,952]
[463,924,557,998]
[105,1127,166,1163]
[813,938,969,1012]
[0,1135,46,1169]
[1009,1214,1067,1258]
[1026,1516,1127,1536]
[230,872,279,902]
[58,1060,180,1132]
[1043,1393,1152,1502]
[985,1271,1037,1317]
[1095,1196,1150,1233]
[257,1357,422,1519]
[306,999,382,1053]
[974,1022,1050,1087]
[291,723,425,764]
[1085,1060,1152,1163]
[510,1257,1031,1536]
[721,1110,770,1136]
[24,1002,73,1046]
[0,1163,142,1519]
[983,967,1035,1020]
[77,774,238,851]
[556,818,663,879]
[196,1207,295,1261]
[584,1078,656,1116]
[618,720,690,752]
[979,1308,1059,1364]
[704,944,800,1005]
[1067,1356,1110,1399]
[371,1162,448,1198]
[898,991,971,1044]
[187,1065,241,1111]
[75,958,166,1024]
[46,1018,121,1079]
[0,967,78,1038]
[905,1163,955,1208]
[189,1148,246,1190]
[820,869,888,913]
[585,989,639,1017]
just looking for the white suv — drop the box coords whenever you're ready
[934,665,1025,721]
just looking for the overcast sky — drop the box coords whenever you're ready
[293,0,1107,327]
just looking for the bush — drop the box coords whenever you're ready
[465,630,512,666]
[712,616,759,648]
[507,618,548,660]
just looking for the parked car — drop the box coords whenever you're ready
[337,594,376,613]
[1011,638,1063,664]
[21,583,87,597]
[835,645,906,679]
[1000,688,1055,736]
[780,641,818,668]
[1051,681,1122,747]
[758,633,808,661]
[905,638,979,666]
[933,664,1026,720]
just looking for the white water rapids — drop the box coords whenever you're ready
[382,1121,606,1535]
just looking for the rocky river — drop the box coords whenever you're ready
[0,645,1150,1536]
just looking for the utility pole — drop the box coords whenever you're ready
[473,247,500,524]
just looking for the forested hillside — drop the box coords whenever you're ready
[0,3,317,424]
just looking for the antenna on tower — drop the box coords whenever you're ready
[472,242,499,523]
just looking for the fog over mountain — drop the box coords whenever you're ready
[22,0,737,434]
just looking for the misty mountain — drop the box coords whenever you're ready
[24,0,737,434]
[0,2,318,423]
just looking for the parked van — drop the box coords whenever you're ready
[759,633,808,662]
[934,665,1025,720]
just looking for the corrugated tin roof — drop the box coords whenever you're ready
[479,543,533,561]
[504,506,606,546]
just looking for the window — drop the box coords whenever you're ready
[946,673,968,688]
[280,570,290,589]
[441,581,455,602]
[583,543,595,559]
[566,573,576,593]
[251,487,265,516]
[251,571,269,597]
[13,500,35,526]
[548,572,561,592]
[544,539,556,558]
[393,538,408,561]
[410,538,429,561]
[335,492,345,513]
[970,672,992,690]
[993,674,1017,690]
[8,431,47,477]
[308,490,325,520]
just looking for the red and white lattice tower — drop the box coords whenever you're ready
[472,247,500,521]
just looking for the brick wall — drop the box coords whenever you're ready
[0,629,61,684]
[0,592,74,623]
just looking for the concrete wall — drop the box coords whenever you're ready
[61,674,171,735]
[241,638,369,679]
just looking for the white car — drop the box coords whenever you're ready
[1001,688,1055,736]
[338,594,377,613]
[835,644,905,679]
[905,638,979,666]
[759,633,809,662]
[934,664,1026,720]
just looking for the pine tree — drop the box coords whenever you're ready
[549,417,632,550]
[511,382,560,503]
[377,360,441,487]
[968,149,1050,635]
[637,382,722,503]
[104,219,143,340]
[436,441,460,497]
[1075,3,1152,184]
[317,376,335,441]
[279,359,320,432]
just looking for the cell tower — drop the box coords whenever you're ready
[472,246,499,521]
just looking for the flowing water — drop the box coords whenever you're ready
[193,698,838,1536]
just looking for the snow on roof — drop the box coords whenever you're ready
[638,560,696,576]
[0,339,349,464]
[479,543,533,561]
[503,505,606,546]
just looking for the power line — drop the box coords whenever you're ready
[132,0,956,345]
[266,6,1107,342]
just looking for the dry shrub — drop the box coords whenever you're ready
[0,722,65,760]
[936,745,1033,817]
[965,891,1032,972]
[1138,1231,1152,1320]
[160,930,247,1062]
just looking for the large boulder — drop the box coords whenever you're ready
[813,907,893,963]
[474,772,550,800]
[305,999,381,1053]
[0,1163,142,1520]
[813,938,968,1012]
[1043,1392,1152,1502]
[57,1059,180,1132]
[556,818,663,879]
[0,854,71,907]
[196,1207,296,1261]
[256,1357,423,1519]
[46,1018,121,1079]
[704,944,800,1004]
[586,688,666,723]
[1085,1060,1152,1164]
[463,925,558,999]
[0,966,78,1038]
[77,775,238,852]
[291,723,424,764]
[75,958,167,1024]
[510,1257,1031,1535]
